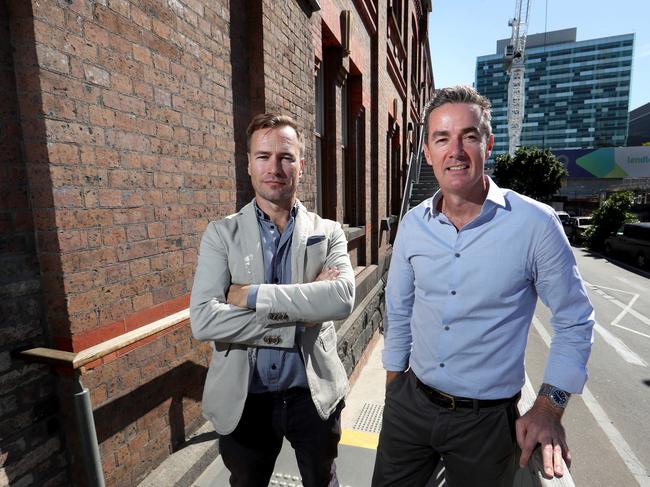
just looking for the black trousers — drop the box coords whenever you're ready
[219,388,342,487]
[372,370,518,487]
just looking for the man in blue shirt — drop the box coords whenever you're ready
[191,113,355,486]
[372,86,594,487]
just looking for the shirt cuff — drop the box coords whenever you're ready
[247,285,260,309]
[382,349,410,373]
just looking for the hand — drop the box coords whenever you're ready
[226,284,250,308]
[516,396,571,478]
[386,371,403,386]
[315,266,340,281]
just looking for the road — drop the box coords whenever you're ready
[526,248,650,486]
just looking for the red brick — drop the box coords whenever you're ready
[102,91,146,116]
[102,226,126,246]
[47,143,80,164]
[35,43,70,74]
[58,230,88,252]
[83,64,110,88]
[52,188,83,208]
[117,240,160,261]
[129,258,151,277]
[54,208,113,229]
[44,119,104,145]
[98,189,122,207]
[105,131,151,152]
[111,72,133,95]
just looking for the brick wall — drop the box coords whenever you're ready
[0,1,68,485]
[261,0,317,211]
[21,0,236,345]
[4,0,235,484]
[1,0,433,484]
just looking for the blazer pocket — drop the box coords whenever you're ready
[318,324,337,352]
[307,235,327,246]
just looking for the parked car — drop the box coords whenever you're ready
[565,216,592,244]
[604,222,650,269]
[555,210,571,226]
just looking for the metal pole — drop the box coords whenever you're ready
[73,377,106,487]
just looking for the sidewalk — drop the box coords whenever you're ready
[140,330,571,487]
[139,332,386,487]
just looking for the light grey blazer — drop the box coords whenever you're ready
[190,200,355,435]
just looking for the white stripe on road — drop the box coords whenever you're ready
[593,323,648,367]
[584,280,650,328]
[612,324,650,340]
[532,316,650,486]
[612,294,640,326]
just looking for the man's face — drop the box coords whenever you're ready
[423,103,493,199]
[247,125,304,208]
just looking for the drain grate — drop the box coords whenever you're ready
[353,403,384,433]
[269,471,302,486]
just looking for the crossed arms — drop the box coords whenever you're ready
[190,219,355,348]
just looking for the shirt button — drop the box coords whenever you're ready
[439,363,445,368]
[455,253,460,258]
[444,326,450,331]
[271,364,277,370]
[451,290,456,295]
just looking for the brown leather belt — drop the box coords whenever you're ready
[415,376,520,411]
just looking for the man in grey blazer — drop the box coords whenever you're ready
[190,113,355,487]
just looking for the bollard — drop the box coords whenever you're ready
[73,377,106,487]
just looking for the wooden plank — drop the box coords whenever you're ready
[17,308,190,370]
[19,347,77,367]
[72,308,190,368]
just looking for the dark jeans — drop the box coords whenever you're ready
[372,370,518,487]
[219,388,342,487]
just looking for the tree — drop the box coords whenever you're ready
[493,146,568,202]
[583,191,636,250]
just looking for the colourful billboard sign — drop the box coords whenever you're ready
[553,147,650,179]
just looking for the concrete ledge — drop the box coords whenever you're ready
[336,265,387,377]
[137,420,218,487]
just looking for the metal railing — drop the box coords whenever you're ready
[17,309,191,487]
[399,123,425,222]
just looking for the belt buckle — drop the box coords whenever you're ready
[438,389,456,410]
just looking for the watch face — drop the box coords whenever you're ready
[551,389,568,406]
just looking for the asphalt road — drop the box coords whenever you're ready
[525,247,650,486]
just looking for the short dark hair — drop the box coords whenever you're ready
[422,85,492,143]
[246,113,305,157]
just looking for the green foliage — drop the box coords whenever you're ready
[493,146,568,202]
[583,191,636,250]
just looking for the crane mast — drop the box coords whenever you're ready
[504,0,532,155]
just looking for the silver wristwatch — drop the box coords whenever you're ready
[538,384,570,409]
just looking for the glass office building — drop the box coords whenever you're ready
[476,28,634,160]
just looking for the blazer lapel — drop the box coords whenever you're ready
[239,200,265,284]
[291,202,311,284]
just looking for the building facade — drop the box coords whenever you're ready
[628,102,650,146]
[0,0,433,485]
[476,28,634,159]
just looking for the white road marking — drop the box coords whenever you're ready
[593,323,648,367]
[587,283,637,295]
[585,280,650,328]
[612,324,650,340]
[612,294,639,325]
[531,315,650,486]
[615,275,650,293]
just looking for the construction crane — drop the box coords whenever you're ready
[503,0,532,155]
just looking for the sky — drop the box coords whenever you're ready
[428,0,650,111]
